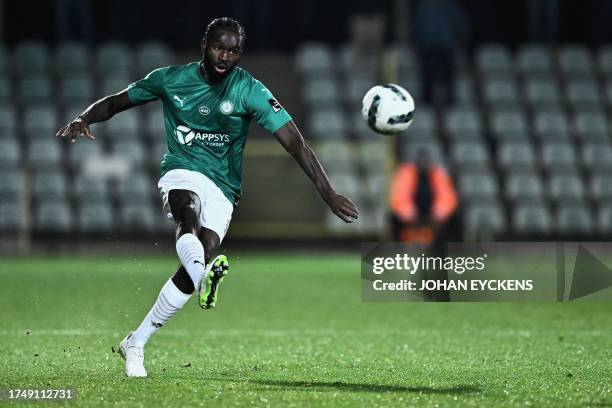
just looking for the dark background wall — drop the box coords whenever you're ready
[4,0,612,50]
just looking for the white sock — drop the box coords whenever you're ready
[175,233,206,288]
[131,279,191,347]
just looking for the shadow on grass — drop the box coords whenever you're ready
[215,378,481,394]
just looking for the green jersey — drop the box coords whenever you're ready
[126,62,292,204]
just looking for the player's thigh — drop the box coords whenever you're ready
[167,189,201,222]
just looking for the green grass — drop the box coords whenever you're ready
[0,253,610,407]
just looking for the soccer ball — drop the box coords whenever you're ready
[361,84,415,135]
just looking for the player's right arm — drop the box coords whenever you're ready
[56,91,136,143]
[56,67,169,143]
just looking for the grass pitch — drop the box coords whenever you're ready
[0,253,610,407]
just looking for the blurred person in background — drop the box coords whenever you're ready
[389,149,457,244]
[412,0,470,107]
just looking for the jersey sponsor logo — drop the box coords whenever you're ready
[173,95,187,107]
[220,100,234,115]
[174,125,230,147]
[199,106,211,116]
[268,97,282,113]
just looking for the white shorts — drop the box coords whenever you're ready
[158,169,234,242]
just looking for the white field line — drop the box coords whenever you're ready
[0,329,608,337]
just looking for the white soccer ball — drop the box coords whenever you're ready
[361,84,415,135]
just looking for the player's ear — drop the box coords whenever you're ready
[200,39,207,54]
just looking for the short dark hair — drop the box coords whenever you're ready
[204,17,246,48]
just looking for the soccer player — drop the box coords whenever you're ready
[56,17,358,377]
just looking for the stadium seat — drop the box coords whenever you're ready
[395,46,419,74]
[581,142,612,171]
[68,140,103,169]
[458,172,499,201]
[464,202,507,235]
[0,77,10,104]
[23,106,58,136]
[454,74,476,105]
[566,80,602,109]
[0,106,17,134]
[100,76,131,97]
[0,139,20,169]
[78,201,114,233]
[116,173,153,203]
[533,110,570,143]
[476,44,513,75]
[596,46,612,75]
[548,174,584,202]
[352,110,376,140]
[14,41,49,75]
[573,110,609,143]
[329,173,360,200]
[589,173,612,201]
[308,109,348,139]
[27,139,63,169]
[597,205,612,234]
[540,143,576,171]
[504,172,545,203]
[59,75,94,106]
[345,75,375,104]
[150,141,167,168]
[96,42,132,77]
[137,42,172,77]
[339,45,378,76]
[0,170,23,197]
[497,142,537,170]
[74,175,110,203]
[482,77,519,107]
[0,201,23,233]
[516,45,553,76]
[450,142,489,170]
[558,45,593,78]
[34,200,73,233]
[357,142,388,173]
[54,42,90,76]
[302,77,341,108]
[524,78,561,108]
[512,204,553,234]
[444,107,482,135]
[400,141,444,164]
[316,142,354,173]
[143,104,165,139]
[106,110,140,140]
[363,173,388,198]
[556,204,593,235]
[31,171,68,200]
[489,108,529,142]
[295,43,333,77]
[19,75,53,104]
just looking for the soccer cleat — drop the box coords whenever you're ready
[118,332,147,378]
[198,255,229,309]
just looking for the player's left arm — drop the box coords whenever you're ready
[274,121,359,223]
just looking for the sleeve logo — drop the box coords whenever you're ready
[268,98,282,113]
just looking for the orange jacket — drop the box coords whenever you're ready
[390,163,457,223]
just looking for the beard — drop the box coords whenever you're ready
[202,54,236,82]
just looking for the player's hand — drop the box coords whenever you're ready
[323,190,359,223]
[56,117,95,143]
